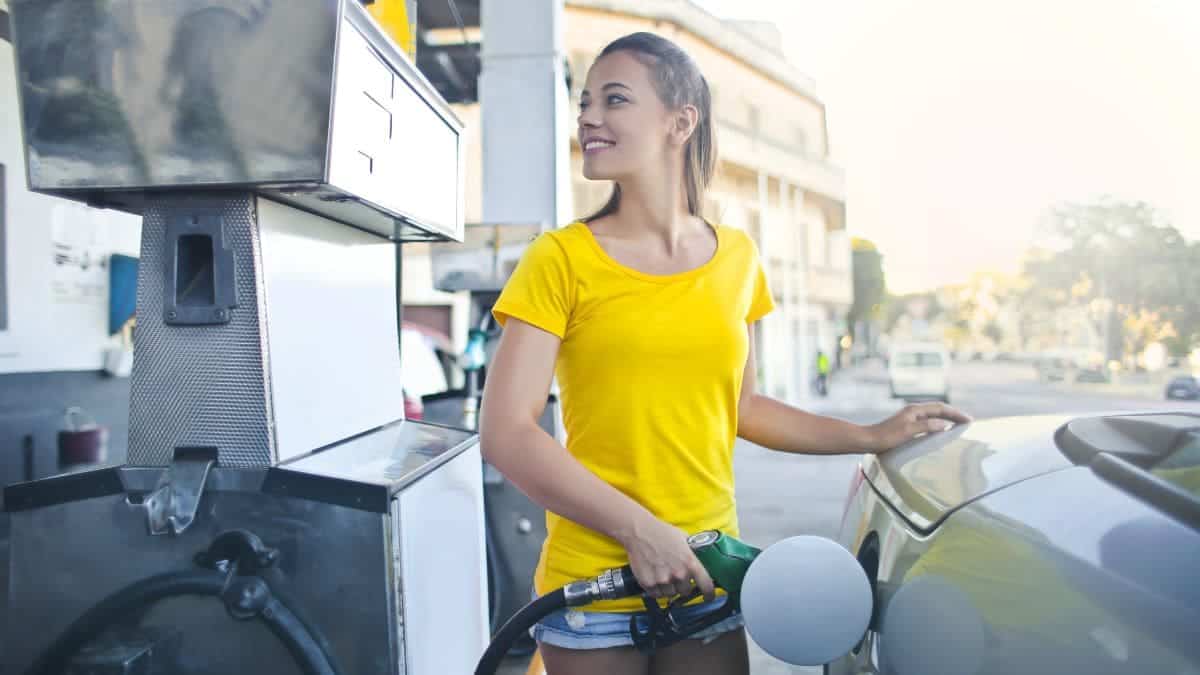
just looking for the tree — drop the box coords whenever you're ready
[982,320,1004,345]
[1023,198,1200,359]
[884,291,944,335]
[847,238,886,351]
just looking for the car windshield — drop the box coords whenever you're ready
[895,352,943,368]
[1153,433,1200,498]
[1170,376,1197,387]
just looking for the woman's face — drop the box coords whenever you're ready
[577,50,677,182]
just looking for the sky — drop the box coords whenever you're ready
[694,0,1200,294]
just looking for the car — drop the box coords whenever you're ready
[1034,356,1071,382]
[828,412,1200,675]
[887,342,951,403]
[1166,375,1200,401]
[1075,365,1111,383]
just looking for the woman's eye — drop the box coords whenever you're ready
[607,95,626,105]
[579,100,590,111]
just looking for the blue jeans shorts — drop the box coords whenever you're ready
[530,593,745,650]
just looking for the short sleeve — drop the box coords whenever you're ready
[492,233,573,338]
[747,244,775,323]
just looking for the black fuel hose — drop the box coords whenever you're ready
[24,569,339,675]
[474,588,568,675]
[475,566,643,675]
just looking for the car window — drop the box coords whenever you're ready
[1153,434,1200,498]
[1169,376,1196,387]
[895,352,943,367]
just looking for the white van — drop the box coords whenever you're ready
[888,342,952,403]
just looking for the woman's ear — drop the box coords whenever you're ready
[671,104,700,146]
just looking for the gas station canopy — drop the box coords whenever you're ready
[412,0,482,103]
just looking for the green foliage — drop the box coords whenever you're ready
[884,291,943,332]
[982,320,1004,345]
[1023,198,1200,356]
[847,238,886,333]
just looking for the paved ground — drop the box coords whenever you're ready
[498,360,1200,674]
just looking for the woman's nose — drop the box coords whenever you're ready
[578,107,601,129]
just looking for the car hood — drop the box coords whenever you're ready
[862,414,1074,533]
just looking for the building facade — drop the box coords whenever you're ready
[409,0,852,404]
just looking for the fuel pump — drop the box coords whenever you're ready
[3,1,486,672]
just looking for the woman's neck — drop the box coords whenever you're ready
[609,167,701,253]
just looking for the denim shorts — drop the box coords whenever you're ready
[530,592,745,650]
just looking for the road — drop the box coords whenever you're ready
[501,360,1200,674]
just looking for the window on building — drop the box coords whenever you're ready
[704,197,723,221]
[747,209,762,246]
[807,220,827,268]
[572,181,590,218]
[828,229,851,271]
[793,226,806,271]
[795,126,808,155]
[573,179,613,218]
[746,102,760,136]
[570,50,591,98]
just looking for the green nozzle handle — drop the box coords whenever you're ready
[607,530,761,602]
[687,530,761,600]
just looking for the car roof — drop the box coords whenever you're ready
[867,412,1200,535]
[863,414,1073,532]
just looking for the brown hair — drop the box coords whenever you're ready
[583,32,717,222]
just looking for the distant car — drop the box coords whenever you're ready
[1075,366,1111,383]
[1166,375,1200,401]
[1034,357,1070,382]
[829,412,1200,675]
[888,342,951,403]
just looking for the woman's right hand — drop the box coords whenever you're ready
[618,514,716,602]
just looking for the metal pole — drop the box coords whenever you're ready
[480,0,570,228]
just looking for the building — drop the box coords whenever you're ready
[409,0,852,404]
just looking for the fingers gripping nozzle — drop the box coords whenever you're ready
[567,530,757,608]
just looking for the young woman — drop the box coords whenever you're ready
[479,32,970,675]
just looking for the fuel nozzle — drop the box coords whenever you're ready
[477,530,874,675]
[562,530,761,607]
[561,566,639,606]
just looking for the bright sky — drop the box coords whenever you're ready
[695,0,1200,293]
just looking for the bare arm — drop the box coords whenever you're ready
[479,318,715,599]
[736,324,971,454]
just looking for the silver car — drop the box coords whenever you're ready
[830,412,1200,675]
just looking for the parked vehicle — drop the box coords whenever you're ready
[1034,356,1071,382]
[1166,375,1200,401]
[887,342,951,403]
[1075,365,1111,383]
[829,412,1200,675]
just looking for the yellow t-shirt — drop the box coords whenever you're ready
[491,220,775,611]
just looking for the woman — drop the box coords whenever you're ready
[480,31,970,675]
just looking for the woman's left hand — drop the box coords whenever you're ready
[866,402,972,453]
